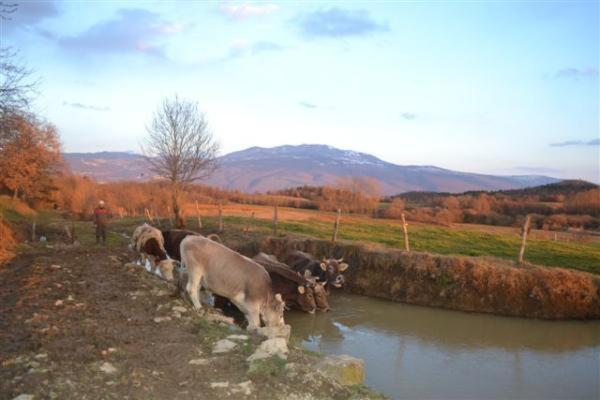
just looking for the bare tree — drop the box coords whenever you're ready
[0,47,38,122]
[142,95,218,227]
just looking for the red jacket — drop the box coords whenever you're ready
[94,207,110,226]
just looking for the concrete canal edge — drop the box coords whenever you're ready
[237,236,600,320]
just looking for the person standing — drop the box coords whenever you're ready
[93,200,110,244]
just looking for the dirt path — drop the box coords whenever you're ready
[0,244,378,400]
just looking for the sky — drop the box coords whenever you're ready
[1,1,599,182]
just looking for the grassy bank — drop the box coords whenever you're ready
[168,213,600,274]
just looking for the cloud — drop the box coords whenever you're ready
[214,39,282,64]
[401,112,416,120]
[299,101,317,109]
[219,4,280,19]
[63,101,109,112]
[56,9,187,58]
[2,1,59,31]
[550,138,599,147]
[555,67,598,80]
[513,166,561,174]
[295,8,388,38]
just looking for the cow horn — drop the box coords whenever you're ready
[337,257,344,263]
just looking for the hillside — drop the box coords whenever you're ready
[64,145,558,195]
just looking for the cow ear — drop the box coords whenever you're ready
[337,258,344,263]
[275,293,283,302]
[339,263,349,272]
[297,286,305,294]
[320,262,327,271]
[304,270,313,279]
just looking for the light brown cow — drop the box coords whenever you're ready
[180,235,285,330]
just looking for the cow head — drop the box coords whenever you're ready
[320,257,349,288]
[296,285,316,314]
[305,271,331,312]
[312,282,330,312]
[157,259,178,281]
[262,293,286,327]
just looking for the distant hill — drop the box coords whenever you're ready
[392,179,598,203]
[64,144,559,195]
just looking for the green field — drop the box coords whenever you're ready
[3,198,599,275]
[189,215,600,275]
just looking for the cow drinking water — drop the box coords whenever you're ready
[180,236,285,330]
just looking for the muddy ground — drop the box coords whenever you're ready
[0,242,380,400]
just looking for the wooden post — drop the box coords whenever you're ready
[273,203,279,236]
[401,212,410,252]
[218,201,223,233]
[195,200,203,229]
[332,209,341,243]
[144,208,154,223]
[245,211,255,233]
[64,225,72,243]
[167,206,174,227]
[31,221,36,242]
[518,214,531,264]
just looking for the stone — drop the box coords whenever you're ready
[12,395,34,400]
[99,362,117,374]
[316,355,365,386]
[210,382,229,389]
[256,324,291,342]
[188,358,210,366]
[226,334,248,341]
[153,317,171,323]
[212,339,237,354]
[247,338,288,362]
[231,380,253,396]
[205,313,235,326]
[54,300,63,307]
[50,265,61,269]
[172,306,187,313]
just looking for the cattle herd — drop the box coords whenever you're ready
[129,224,350,330]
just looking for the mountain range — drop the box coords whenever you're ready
[64,144,559,195]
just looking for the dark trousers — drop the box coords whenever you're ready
[96,224,107,243]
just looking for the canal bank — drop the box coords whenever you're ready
[238,236,600,320]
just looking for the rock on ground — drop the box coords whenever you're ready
[247,338,288,362]
[317,355,365,386]
[212,339,237,354]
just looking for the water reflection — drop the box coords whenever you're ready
[286,294,600,400]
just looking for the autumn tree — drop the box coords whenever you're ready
[0,114,62,202]
[142,96,218,227]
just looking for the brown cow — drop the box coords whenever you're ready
[285,250,348,291]
[252,253,316,314]
[180,236,285,329]
[130,224,177,281]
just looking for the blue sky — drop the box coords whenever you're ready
[2,1,599,181]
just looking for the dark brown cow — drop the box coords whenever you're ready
[253,253,316,314]
[162,229,199,261]
[285,250,348,291]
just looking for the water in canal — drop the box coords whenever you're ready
[286,293,600,400]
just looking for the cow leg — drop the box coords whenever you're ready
[186,270,203,310]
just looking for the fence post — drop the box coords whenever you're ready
[332,209,341,243]
[195,200,203,229]
[518,214,531,264]
[401,212,410,252]
[245,211,255,233]
[144,208,155,224]
[31,221,36,242]
[273,203,279,236]
[218,201,223,233]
